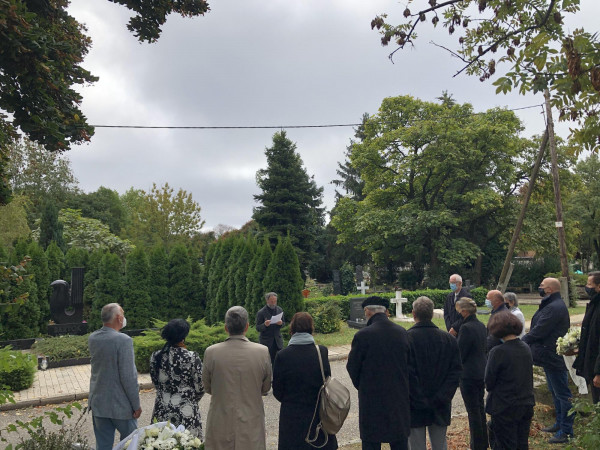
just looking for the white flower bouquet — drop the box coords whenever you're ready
[112,422,202,450]
[556,327,581,356]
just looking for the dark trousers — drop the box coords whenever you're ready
[591,383,600,404]
[488,405,533,450]
[268,341,280,365]
[544,368,574,436]
[460,379,489,450]
[362,439,408,450]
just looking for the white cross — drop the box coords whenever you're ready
[357,280,369,295]
[391,291,409,319]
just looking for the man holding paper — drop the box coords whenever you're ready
[256,292,284,364]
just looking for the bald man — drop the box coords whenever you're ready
[522,278,573,444]
[485,290,510,352]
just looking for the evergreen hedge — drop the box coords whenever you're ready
[0,347,36,391]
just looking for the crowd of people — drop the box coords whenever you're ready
[85,272,600,450]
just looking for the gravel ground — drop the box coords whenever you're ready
[0,359,468,448]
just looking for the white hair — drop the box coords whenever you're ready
[450,274,463,284]
[101,303,121,324]
[365,305,386,314]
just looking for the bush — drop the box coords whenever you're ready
[133,318,261,373]
[32,335,91,361]
[0,347,36,391]
[312,301,342,334]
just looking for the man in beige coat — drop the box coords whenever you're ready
[202,306,272,449]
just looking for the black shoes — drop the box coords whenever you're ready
[541,424,560,433]
[548,432,572,444]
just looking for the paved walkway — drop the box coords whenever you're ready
[2,312,586,412]
[0,345,353,411]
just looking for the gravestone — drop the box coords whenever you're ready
[355,265,363,284]
[347,297,367,329]
[390,290,413,322]
[356,280,369,295]
[332,270,342,295]
[47,267,88,336]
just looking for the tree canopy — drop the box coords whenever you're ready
[372,0,600,152]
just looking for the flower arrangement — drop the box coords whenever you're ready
[113,422,202,450]
[556,327,581,355]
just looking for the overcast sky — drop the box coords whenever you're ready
[66,0,599,230]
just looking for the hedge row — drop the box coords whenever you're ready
[305,287,487,319]
[0,347,36,391]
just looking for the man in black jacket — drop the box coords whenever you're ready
[573,271,600,403]
[522,277,573,444]
[347,296,411,450]
[408,296,462,450]
[444,274,472,336]
[256,292,284,364]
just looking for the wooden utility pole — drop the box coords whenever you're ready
[497,129,549,292]
[544,89,570,304]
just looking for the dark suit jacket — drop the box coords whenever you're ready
[443,288,472,333]
[456,314,487,381]
[407,321,462,428]
[256,305,284,349]
[486,304,510,352]
[573,292,600,381]
[346,313,410,443]
[522,292,569,371]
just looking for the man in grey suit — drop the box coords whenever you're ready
[89,303,141,450]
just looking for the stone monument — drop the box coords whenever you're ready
[390,290,412,322]
[347,297,368,329]
[47,267,88,336]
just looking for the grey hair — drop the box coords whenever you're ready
[225,306,249,335]
[412,296,434,321]
[450,274,463,284]
[456,297,477,315]
[365,305,386,314]
[265,292,277,301]
[101,303,121,324]
[504,292,518,306]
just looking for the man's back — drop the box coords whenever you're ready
[202,335,271,450]
[88,327,139,420]
[347,313,411,443]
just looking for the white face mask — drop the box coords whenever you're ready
[122,316,127,328]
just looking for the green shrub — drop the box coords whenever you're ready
[312,301,342,334]
[133,318,262,373]
[31,335,90,361]
[0,347,36,391]
[544,271,588,286]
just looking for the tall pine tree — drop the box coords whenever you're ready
[149,245,169,318]
[247,238,273,318]
[27,241,51,330]
[253,131,324,274]
[263,236,304,323]
[91,253,123,330]
[38,202,65,251]
[46,241,64,283]
[168,244,192,320]
[124,247,152,329]
[83,249,104,321]
[189,247,204,320]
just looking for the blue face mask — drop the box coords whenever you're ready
[450,283,457,291]
[485,299,492,309]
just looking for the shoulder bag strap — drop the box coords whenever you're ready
[305,344,329,448]
[314,343,326,384]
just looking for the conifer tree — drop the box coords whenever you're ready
[247,239,273,317]
[64,247,89,283]
[253,131,324,272]
[199,242,216,318]
[1,268,40,339]
[263,236,304,322]
[168,244,192,320]
[225,236,243,309]
[46,241,64,283]
[83,249,104,321]
[38,202,65,251]
[234,237,256,308]
[148,245,169,319]
[207,238,234,324]
[124,247,152,329]
[27,241,50,330]
[188,248,204,320]
[91,253,123,330]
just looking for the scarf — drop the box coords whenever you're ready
[288,332,315,346]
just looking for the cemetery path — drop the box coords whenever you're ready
[0,359,468,449]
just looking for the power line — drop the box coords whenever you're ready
[90,103,544,130]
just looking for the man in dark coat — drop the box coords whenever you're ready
[407,296,461,450]
[256,292,284,364]
[347,296,411,450]
[444,274,472,336]
[522,277,573,444]
[573,271,600,404]
[485,290,510,352]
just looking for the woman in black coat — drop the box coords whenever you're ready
[273,312,338,450]
[455,298,489,450]
[485,312,535,450]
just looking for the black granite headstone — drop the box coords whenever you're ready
[347,297,367,329]
[332,270,342,295]
[47,268,87,336]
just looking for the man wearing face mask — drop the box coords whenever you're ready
[444,274,472,337]
[485,290,510,352]
[522,278,573,444]
[256,292,284,365]
[88,303,141,450]
[573,271,600,404]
